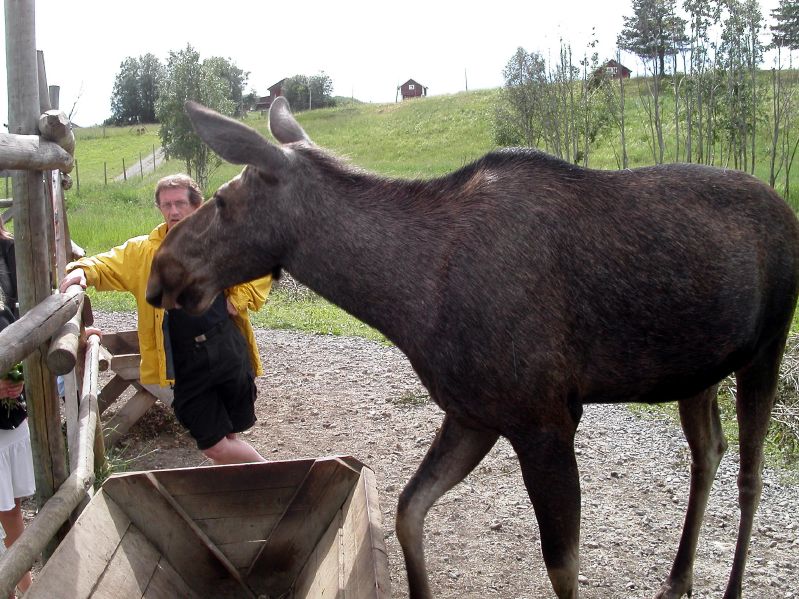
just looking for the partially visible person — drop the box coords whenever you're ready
[59,174,271,465]
[0,222,33,597]
[0,221,17,319]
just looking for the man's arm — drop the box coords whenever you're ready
[225,275,273,315]
[61,238,143,294]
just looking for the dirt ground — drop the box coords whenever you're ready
[93,312,799,599]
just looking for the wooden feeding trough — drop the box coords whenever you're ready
[27,456,390,598]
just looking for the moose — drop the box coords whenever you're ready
[146,97,799,599]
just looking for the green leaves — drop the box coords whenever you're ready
[4,362,23,382]
[155,44,241,190]
[109,54,165,126]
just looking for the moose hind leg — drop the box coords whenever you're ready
[723,336,785,599]
[656,385,726,599]
[396,414,499,599]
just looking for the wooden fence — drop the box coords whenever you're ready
[0,1,106,594]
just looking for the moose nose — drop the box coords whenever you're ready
[146,274,164,308]
[146,287,163,308]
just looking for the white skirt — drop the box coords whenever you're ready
[0,419,36,511]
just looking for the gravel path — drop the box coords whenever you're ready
[95,311,799,598]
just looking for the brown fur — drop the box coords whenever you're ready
[147,98,799,599]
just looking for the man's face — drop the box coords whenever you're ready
[157,187,198,230]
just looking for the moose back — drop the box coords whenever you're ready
[146,98,799,599]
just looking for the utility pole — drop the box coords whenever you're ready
[465,68,468,91]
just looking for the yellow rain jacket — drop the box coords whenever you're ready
[66,222,271,386]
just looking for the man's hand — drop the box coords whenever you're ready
[0,378,24,399]
[60,268,87,293]
[83,326,103,340]
[226,298,238,316]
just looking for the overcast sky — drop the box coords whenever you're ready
[0,0,782,127]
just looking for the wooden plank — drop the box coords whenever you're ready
[154,458,316,496]
[62,370,80,473]
[294,510,343,599]
[102,473,252,599]
[110,353,141,375]
[194,514,283,545]
[175,486,299,520]
[101,331,139,355]
[247,457,361,597]
[103,388,156,447]
[341,467,391,599]
[90,525,160,599]
[98,374,130,415]
[217,540,267,570]
[143,471,252,592]
[143,556,202,599]
[26,490,131,599]
[114,365,143,381]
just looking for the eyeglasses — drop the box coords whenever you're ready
[158,200,191,210]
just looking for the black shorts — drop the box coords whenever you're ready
[171,319,257,450]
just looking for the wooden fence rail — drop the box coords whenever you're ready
[0,132,73,172]
[0,286,83,377]
[0,334,101,598]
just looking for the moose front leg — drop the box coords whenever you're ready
[509,425,581,599]
[396,414,499,599]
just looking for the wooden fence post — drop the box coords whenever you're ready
[75,159,79,193]
[103,161,107,186]
[5,0,68,509]
[122,157,127,181]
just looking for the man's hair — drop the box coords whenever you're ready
[155,174,203,207]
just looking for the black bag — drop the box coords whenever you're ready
[0,396,26,429]
[0,302,25,429]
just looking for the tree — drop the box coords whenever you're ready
[717,0,764,172]
[109,54,164,125]
[309,73,335,110]
[204,56,249,116]
[243,88,259,112]
[618,0,689,77]
[771,0,799,49]
[138,54,163,123]
[156,44,236,190]
[494,48,548,147]
[619,0,688,163]
[281,73,335,111]
[494,44,613,166]
[682,0,723,164]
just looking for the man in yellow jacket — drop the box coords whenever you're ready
[60,174,271,465]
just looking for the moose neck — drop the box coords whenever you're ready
[282,163,449,352]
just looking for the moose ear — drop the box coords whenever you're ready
[184,101,288,172]
[269,97,311,144]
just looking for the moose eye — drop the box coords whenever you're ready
[215,195,226,210]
